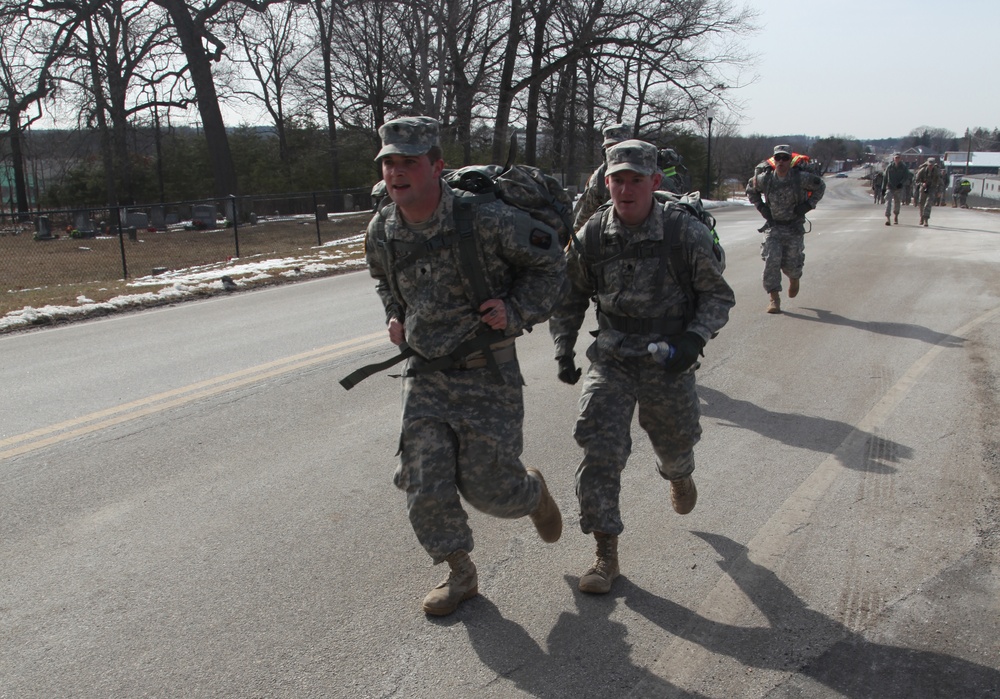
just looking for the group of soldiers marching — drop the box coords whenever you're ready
[872,153,958,227]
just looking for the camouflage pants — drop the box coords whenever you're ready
[918,188,934,222]
[761,226,805,293]
[395,358,541,564]
[572,350,701,536]
[884,187,906,217]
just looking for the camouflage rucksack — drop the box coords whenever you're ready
[443,164,574,247]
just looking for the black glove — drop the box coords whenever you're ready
[663,332,705,374]
[557,356,581,385]
[758,204,773,222]
[793,201,812,216]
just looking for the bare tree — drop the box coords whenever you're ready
[151,0,298,200]
[227,1,311,180]
[0,6,81,216]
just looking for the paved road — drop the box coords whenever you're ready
[2,174,999,698]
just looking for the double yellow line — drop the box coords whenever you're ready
[0,332,388,461]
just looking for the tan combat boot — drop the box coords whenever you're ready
[422,550,478,616]
[670,475,697,514]
[579,532,620,594]
[527,467,562,543]
[788,277,800,298]
[766,291,781,314]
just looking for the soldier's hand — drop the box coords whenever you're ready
[759,204,773,222]
[479,299,508,330]
[793,202,812,216]
[557,356,582,385]
[663,332,705,374]
[387,317,405,345]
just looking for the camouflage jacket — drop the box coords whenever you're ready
[366,182,568,360]
[572,162,610,231]
[746,167,826,225]
[550,200,734,361]
[883,161,910,190]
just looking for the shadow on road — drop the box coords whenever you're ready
[620,532,1000,698]
[452,576,708,698]
[698,386,911,474]
[783,308,965,348]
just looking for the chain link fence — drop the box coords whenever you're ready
[0,188,372,293]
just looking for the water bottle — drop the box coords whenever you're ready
[647,341,675,365]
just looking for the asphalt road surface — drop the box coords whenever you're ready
[3,174,999,698]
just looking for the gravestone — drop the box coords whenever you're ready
[316,204,328,221]
[73,212,96,235]
[192,204,217,229]
[34,216,54,240]
[150,206,167,231]
[125,211,149,230]
[165,212,179,225]
[344,194,355,211]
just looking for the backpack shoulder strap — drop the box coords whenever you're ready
[661,205,696,324]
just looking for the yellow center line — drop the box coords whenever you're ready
[1,332,389,460]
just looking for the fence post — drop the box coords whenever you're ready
[313,192,322,245]
[115,204,128,279]
[230,195,240,258]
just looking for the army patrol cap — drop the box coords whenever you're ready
[773,144,792,156]
[602,123,633,148]
[375,116,440,161]
[605,139,658,177]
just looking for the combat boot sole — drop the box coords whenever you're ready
[527,468,562,543]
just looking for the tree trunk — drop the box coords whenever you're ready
[156,0,239,199]
[492,0,522,164]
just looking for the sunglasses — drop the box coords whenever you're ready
[774,154,791,162]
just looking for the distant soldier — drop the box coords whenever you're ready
[954,177,973,208]
[747,144,826,314]
[882,153,910,225]
[872,170,885,205]
[914,157,945,226]
[573,123,633,230]
[657,147,691,195]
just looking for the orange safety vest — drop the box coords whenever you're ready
[766,153,810,169]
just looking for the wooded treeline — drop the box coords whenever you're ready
[1,0,761,210]
[4,0,998,213]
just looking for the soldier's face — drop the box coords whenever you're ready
[607,170,662,226]
[381,153,444,215]
[774,153,791,175]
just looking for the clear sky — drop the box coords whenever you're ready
[731,0,1000,141]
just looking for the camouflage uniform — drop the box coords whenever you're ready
[915,158,944,224]
[746,146,826,294]
[572,123,633,230]
[550,142,734,536]
[657,148,690,195]
[366,120,567,564]
[882,156,910,220]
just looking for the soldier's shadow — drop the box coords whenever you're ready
[620,532,1000,698]
[783,308,965,347]
[698,386,911,474]
[457,576,708,698]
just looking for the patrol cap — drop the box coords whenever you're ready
[605,139,658,177]
[773,144,792,157]
[602,123,633,148]
[375,116,440,162]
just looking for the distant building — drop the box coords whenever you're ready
[941,151,1000,177]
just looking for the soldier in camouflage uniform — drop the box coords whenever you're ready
[365,117,567,616]
[914,157,945,226]
[572,123,633,231]
[657,147,691,195]
[882,153,910,225]
[550,140,734,595]
[746,144,826,314]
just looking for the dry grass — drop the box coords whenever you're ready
[1,213,372,320]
